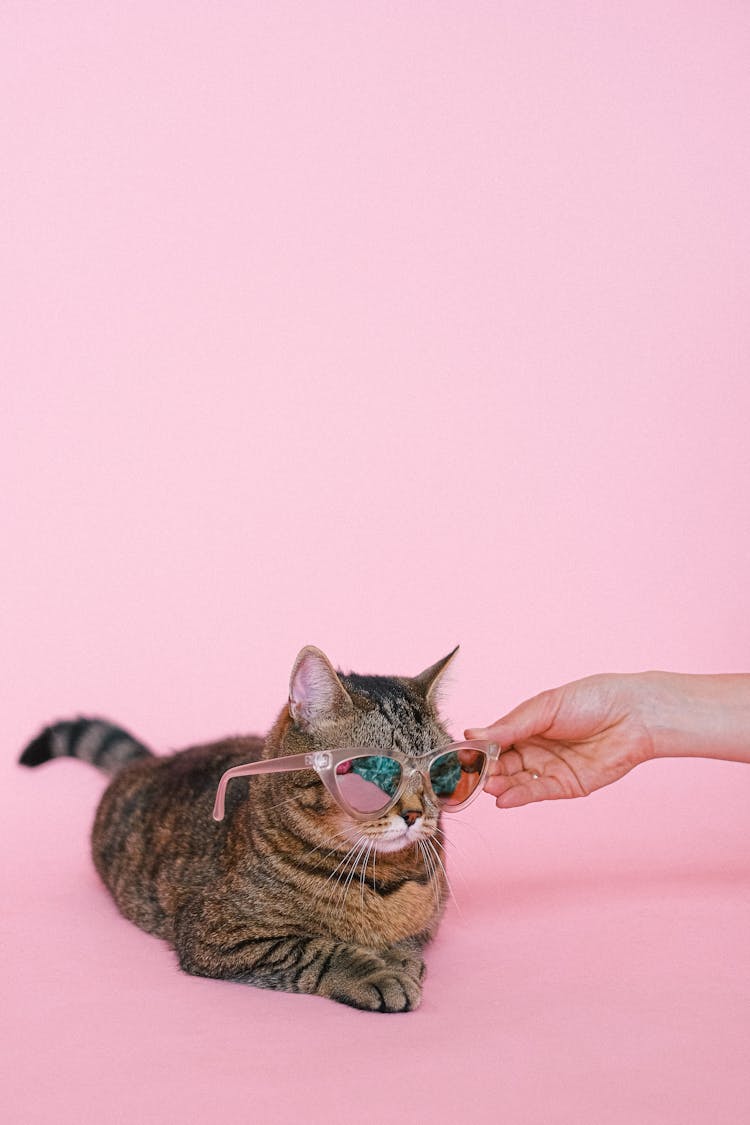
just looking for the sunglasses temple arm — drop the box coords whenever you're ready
[212,754,313,821]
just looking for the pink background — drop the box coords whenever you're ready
[2,3,749,1122]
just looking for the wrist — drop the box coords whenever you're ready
[637,671,750,764]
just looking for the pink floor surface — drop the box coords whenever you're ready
[5,750,749,1125]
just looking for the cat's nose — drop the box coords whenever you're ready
[402,810,421,827]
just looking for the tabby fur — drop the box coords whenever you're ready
[19,646,459,1012]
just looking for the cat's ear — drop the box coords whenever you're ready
[413,646,459,701]
[289,646,353,729]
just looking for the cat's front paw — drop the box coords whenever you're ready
[381,945,426,983]
[330,963,422,1013]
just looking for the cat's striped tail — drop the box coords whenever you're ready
[19,718,153,776]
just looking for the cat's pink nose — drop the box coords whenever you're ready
[402,810,421,827]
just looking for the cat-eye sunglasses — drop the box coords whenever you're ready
[212,740,499,823]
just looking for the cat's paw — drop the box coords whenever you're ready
[330,964,422,1013]
[381,946,426,983]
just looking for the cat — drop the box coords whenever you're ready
[19,645,459,1012]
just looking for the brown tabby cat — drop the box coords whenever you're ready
[19,646,458,1012]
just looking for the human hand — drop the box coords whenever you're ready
[465,673,657,808]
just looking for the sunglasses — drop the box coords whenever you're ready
[213,740,499,823]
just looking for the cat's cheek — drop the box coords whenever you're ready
[335,819,402,854]
[335,816,372,846]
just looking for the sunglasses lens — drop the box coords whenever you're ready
[429,748,487,807]
[335,755,402,814]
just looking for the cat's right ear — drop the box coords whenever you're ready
[289,646,353,730]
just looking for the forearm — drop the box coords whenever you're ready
[638,671,750,764]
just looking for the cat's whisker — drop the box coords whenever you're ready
[335,837,369,919]
[318,838,364,911]
[437,814,489,846]
[431,826,472,891]
[417,840,441,913]
[355,841,373,900]
[299,828,360,871]
[324,835,365,918]
[416,837,430,882]
[431,824,458,847]
[423,836,462,918]
[357,842,367,913]
[305,833,356,862]
[417,840,433,897]
[348,838,371,905]
[301,832,355,882]
[359,840,375,915]
[424,840,445,914]
[435,817,492,889]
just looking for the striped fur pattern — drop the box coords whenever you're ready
[19,646,458,1012]
[20,718,151,775]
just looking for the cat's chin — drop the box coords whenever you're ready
[373,836,415,854]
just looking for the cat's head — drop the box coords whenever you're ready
[275,645,458,854]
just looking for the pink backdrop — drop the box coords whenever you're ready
[3,3,749,1123]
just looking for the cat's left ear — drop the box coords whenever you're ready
[289,646,353,730]
[413,645,459,701]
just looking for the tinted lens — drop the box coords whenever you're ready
[429,748,486,807]
[335,756,402,814]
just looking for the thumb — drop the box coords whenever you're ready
[464,688,558,746]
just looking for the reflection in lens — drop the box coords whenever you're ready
[336,756,402,814]
[430,749,486,806]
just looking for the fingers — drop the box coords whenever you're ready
[484,770,564,808]
[482,748,542,808]
[464,689,558,748]
[482,739,588,806]
[494,783,549,809]
[485,747,526,776]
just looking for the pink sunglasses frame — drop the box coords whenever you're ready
[213,740,500,823]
